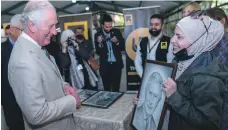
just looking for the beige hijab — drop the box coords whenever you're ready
[175,16,224,79]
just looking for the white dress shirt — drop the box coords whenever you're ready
[21,32,41,49]
[134,33,174,78]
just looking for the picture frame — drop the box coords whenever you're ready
[132,60,177,130]
[82,91,124,109]
[64,21,89,40]
[78,89,98,102]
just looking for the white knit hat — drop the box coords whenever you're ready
[60,29,75,43]
[175,16,224,79]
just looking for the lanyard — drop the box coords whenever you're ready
[147,37,162,53]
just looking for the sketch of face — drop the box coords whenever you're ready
[144,73,163,116]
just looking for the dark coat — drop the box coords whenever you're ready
[1,39,25,130]
[58,40,97,87]
[167,52,228,130]
[94,28,125,76]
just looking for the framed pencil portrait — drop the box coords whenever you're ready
[78,89,98,102]
[132,60,177,130]
[81,91,124,109]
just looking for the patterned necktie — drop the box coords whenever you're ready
[41,47,51,60]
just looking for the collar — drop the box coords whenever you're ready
[148,32,163,41]
[102,29,111,36]
[9,37,15,46]
[21,32,41,49]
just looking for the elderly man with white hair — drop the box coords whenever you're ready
[2,14,25,130]
[8,1,80,130]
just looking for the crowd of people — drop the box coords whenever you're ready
[1,1,227,130]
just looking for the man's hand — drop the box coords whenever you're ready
[64,85,81,109]
[132,91,138,105]
[111,36,118,43]
[133,97,139,105]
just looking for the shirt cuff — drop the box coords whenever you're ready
[166,91,183,111]
[63,82,69,85]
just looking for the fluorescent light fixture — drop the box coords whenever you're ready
[85,7,89,11]
[72,0,77,3]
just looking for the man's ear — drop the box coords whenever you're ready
[27,20,37,33]
[220,18,226,26]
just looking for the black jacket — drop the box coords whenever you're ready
[1,39,25,130]
[140,35,171,67]
[58,40,94,69]
[167,52,228,130]
[94,28,125,76]
[58,40,95,83]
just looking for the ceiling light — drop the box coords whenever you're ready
[85,7,89,11]
[72,0,77,3]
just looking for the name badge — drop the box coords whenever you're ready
[161,42,168,49]
[77,64,83,70]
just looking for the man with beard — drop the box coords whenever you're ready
[94,14,125,92]
[74,27,94,57]
[134,14,174,78]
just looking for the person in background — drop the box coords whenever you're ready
[74,27,95,56]
[74,27,99,71]
[1,14,25,130]
[8,1,80,129]
[182,1,201,17]
[1,27,6,42]
[205,7,228,130]
[59,29,98,90]
[134,14,174,78]
[94,14,125,92]
[206,7,228,64]
[5,24,11,39]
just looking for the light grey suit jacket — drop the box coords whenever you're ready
[8,34,77,130]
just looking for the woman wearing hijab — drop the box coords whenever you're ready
[163,15,228,130]
[59,29,98,90]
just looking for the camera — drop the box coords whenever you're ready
[67,37,74,46]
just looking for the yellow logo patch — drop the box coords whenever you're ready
[161,42,167,49]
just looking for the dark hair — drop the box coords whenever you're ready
[101,14,112,25]
[150,14,164,24]
[184,2,201,11]
[206,7,228,27]
[75,27,84,31]
[5,25,10,29]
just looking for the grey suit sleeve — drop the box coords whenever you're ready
[8,63,77,125]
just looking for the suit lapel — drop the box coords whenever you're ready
[21,37,62,79]
[35,50,62,79]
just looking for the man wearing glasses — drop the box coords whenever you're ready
[1,14,25,130]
